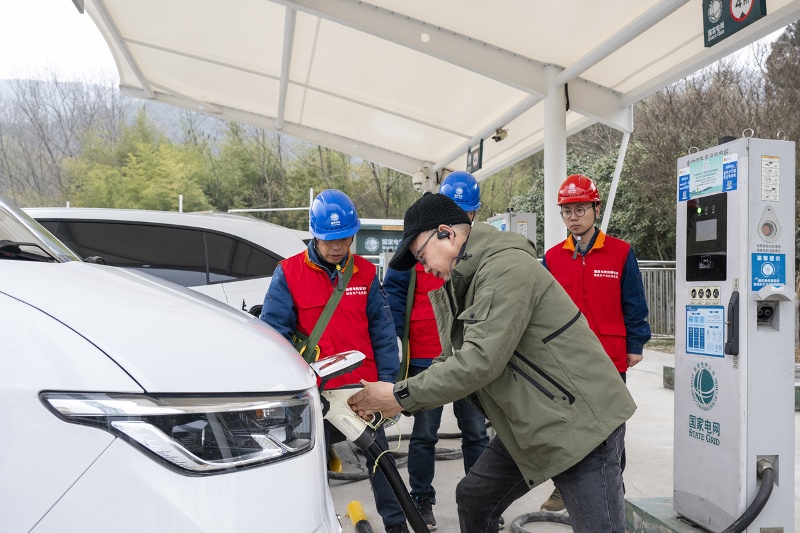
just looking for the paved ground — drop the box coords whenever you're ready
[328,349,799,532]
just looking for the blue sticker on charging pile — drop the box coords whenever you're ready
[722,155,737,192]
[686,306,724,357]
[752,253,786,291]
[678,168,690,202]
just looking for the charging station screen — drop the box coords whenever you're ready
[695,219,717,242]
[686,192,727,281]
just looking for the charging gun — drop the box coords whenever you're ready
[309,351,427,533]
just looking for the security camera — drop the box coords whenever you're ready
[411,168,438,193]
[492,128,508,142]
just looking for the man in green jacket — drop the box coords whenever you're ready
[348,193,636,533]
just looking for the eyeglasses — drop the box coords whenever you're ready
[560,206,590,219]
[413,230,438,266]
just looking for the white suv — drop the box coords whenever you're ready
[1,198,340,533]
[25,208,309,315]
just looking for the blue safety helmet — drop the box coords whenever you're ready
[309,189,361,240]
[440,170,481,212]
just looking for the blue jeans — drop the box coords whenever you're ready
[407,365,489,503]
[325,421,406,528]
[456,425,626,533]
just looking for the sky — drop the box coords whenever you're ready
[0,0,118,81]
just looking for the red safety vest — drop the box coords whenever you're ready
[281,251,378,388]
[408,263,446,361]
[544,231,630,372]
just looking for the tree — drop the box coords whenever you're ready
[0,73,127,206]
[65,110,211,211]
[352,162,417,219]
[480,157,538,220]
[764,21,800,134]
[492,130,621,254]
[206,122,289,217]
[617,55,772,260]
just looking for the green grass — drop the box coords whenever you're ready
[647,338,675,353]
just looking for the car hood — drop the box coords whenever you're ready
[0,261,314,393]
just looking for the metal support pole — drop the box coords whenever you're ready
[543,65,567,252]
[600,131,630,233]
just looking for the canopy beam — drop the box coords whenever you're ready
[276,8,297,130]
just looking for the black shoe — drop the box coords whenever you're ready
[498,516,505,529]
[413,498,437,530]
[385,522,409,533]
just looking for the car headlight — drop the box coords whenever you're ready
[41,391,315,476]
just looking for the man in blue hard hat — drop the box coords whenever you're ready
[383,171,491,530]
[260,189,409,533]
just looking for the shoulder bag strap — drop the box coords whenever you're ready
[396,268,416,381]
[299,256,354,363]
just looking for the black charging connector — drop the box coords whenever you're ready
[756,301,777,325]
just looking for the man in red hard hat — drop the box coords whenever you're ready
[539,174,651,513]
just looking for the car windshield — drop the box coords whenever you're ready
[0,197,80,263]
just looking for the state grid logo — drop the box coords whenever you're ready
[364,236,380,253]
[330,212,341,226]
[455,186,464,199]
[690,362,718,411]
[707,0,722,23]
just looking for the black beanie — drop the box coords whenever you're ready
[389,193,471,271]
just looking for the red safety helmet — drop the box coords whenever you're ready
[557,174,601,205]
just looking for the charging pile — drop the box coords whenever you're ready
[674,136,794,530]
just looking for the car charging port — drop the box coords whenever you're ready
[756,301,778,329]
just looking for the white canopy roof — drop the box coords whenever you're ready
[77,0,800,184]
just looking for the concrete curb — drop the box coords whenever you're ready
[626,498,708,532]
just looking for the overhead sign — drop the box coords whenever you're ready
[703,0,767,47]
[467,139,483,173]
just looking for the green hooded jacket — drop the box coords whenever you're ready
[393,222,637,488]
